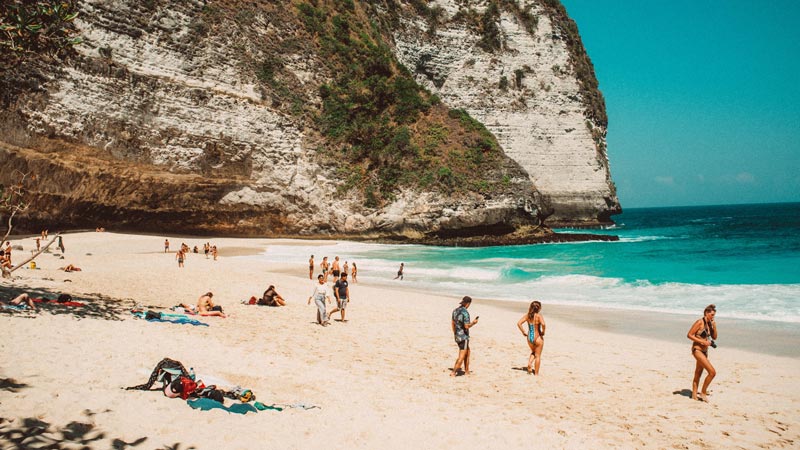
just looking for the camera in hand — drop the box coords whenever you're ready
[709,340,717,348]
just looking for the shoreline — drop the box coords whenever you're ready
[264,259,800,358]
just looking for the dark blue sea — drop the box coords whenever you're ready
[259,203,800,323]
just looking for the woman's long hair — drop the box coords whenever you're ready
[527,301,542,320]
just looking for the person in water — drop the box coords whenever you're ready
[516,300,546,375]
[687,304,718,402]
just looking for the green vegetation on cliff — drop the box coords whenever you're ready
[295,0,513,207]
[0,0,81,70]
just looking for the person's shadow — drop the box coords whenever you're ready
[672,389,693,398]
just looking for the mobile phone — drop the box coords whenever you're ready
[475,316,480,320]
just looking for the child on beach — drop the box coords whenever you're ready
[688,304,718,402]
[308,274,331,326]
[516,301,546,375]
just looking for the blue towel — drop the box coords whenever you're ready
[187,398,258,415]
[149,317,209,327]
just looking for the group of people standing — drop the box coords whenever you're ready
[450,297,719,402]
[168,239,218,268]
[450,297,546,377]
[309,255,357,283]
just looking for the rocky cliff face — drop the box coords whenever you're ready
[0,0,618,239]
[387,0,621,225]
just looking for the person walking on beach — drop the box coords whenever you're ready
[176,249,185,268]
[688,304,718,402]
[327,272,350,322]
[351,262,357,283]
[164,239,170,253]
[394,262,404,280]
[516,301,546,375]
[309,255,315,280]
[308,274,331,326]
[35,237,40,252]
[212,245,218,261]
[451,296,478,377]
[57,235,65,253]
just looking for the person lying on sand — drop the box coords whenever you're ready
[59,264,81,272]
[2,293,38,311]
[259,285,286,306]
[197,292,225,317]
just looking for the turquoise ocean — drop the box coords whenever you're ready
[259,202,800,324]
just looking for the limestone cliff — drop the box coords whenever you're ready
[0,0,619,240]
[384,0,621,225]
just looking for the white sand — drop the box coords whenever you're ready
[1,232,798,449]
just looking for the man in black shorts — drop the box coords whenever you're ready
[451,296,478,377]
[327,272,350,322]
[331,256,341,280]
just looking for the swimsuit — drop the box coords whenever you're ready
[692,320,711,355]
[528,321,538,345]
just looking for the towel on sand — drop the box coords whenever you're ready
[187,398,258,415]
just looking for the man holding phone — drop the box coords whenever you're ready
[451,296,479,377]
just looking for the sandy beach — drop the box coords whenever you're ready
[1,232,798,449]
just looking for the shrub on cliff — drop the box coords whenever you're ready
[0,0,82,70]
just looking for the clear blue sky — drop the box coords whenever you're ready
[560,0,800,208]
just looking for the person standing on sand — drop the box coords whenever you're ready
[516,301,546,375]
[351,262,357,283]
[688,304,718,402]
[4,242,11,265]
[394,262,404,280]
[308,274,331,326]
[343,261,349,278]
[204,243,210,259]
[164,239,170,253]
[35,237,40,252]
[327,272,350,322]
[212,245,218,261]
[309,255,315,280]
[176,249,185,268]
[451,296,478,377]
[57,236,64,253]
[331,256,341,281]
[321,256,330,282]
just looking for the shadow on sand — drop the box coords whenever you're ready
[0,411,196,449]
[0,286,151,321]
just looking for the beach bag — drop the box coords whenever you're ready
[57,293,73,303]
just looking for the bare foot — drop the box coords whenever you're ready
[697,393,708,402]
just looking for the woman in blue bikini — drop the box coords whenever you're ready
[517,300,546,375]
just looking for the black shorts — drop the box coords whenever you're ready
[332,270,340,277]
[456,339,469,350]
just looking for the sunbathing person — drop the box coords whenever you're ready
[258,285,286,307]
[59,264,82,272]
[2,293,38,311]
[197,292,225,317]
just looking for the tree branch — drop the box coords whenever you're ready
[2,233,60,279]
